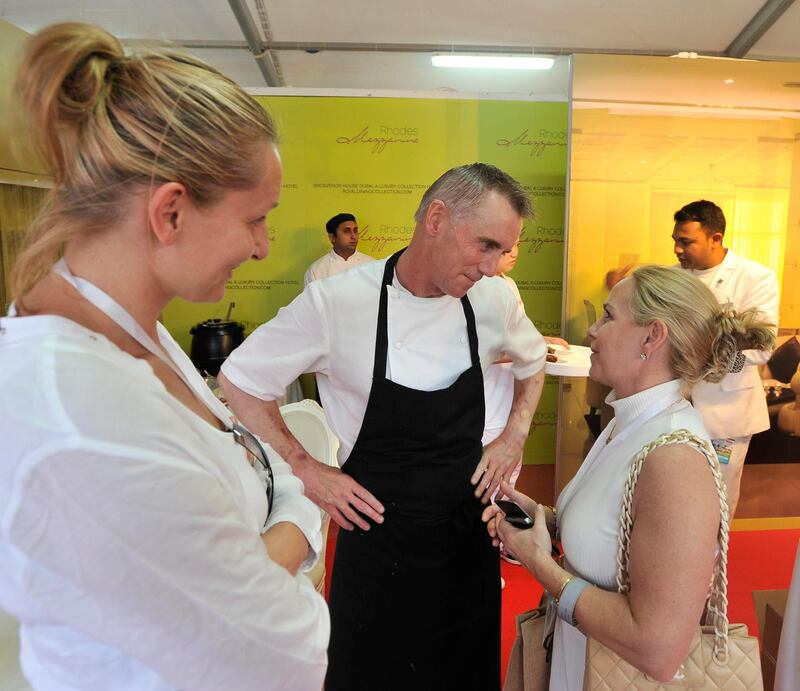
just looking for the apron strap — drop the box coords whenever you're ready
[372,248,480,380]
[372,250,401,380]
[460,291,480,369]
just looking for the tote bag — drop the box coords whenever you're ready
[583,430,763,690]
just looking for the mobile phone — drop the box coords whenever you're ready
[495,500,534,529]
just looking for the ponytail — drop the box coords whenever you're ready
[703,308,776,383]
[10,22,277,303]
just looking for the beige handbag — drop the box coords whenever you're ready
[583,430,763,690]
[504,603,553,691]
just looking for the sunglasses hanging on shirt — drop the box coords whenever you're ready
[231,422,275,527]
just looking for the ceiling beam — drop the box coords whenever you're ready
[725,0,796,58]
[121,38,800,64]
[226,0,281,86]
[123,38,720,58]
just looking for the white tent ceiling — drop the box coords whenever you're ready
[3,1,800,112]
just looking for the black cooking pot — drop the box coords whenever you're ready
[189,318,245,376]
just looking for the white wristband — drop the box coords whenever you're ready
[556,576,591,626]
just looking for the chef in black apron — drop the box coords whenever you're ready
[326,249,501,691]
[220,164,548,690]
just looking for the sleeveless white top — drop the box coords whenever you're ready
[548,379,710,691]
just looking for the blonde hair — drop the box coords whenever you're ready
[10,22,277,301]
[629,265,775,385]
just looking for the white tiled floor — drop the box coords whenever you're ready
[0,610,29,691]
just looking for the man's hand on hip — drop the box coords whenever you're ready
[217,374,385,531]
[298,461,385,531]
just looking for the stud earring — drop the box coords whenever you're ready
[640,353,647,360]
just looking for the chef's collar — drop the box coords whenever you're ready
[387,274,457,304]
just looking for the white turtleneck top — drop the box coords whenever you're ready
[549,379,710,691]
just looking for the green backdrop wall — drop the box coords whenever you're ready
[162,94,568,464]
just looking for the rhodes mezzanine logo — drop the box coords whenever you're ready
[495,128,567,157]
[336,125,420,154]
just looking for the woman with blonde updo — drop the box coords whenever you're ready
[0,23,328,690]
[483,265,773,690]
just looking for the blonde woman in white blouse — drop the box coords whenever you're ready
[483,265,773,689]
[0,23,328,691]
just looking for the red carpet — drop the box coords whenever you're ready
[325,526,800,683]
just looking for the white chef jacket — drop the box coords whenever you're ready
[223,258,547,465]
[0,314,329,691]
[680,249,779,438]
[303,249,374,286]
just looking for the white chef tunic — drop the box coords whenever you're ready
[223,257,546,465]
[303,249,374,286]
[677,249,779,438]
[0,313,329,691]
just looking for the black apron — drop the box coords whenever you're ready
[326,250,500,691]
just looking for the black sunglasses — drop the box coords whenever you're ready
[230,423,274,527]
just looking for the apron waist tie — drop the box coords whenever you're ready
[375,497,484,530]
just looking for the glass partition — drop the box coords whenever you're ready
[561,55,800,516]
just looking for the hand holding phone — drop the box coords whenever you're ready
[495,499,534,530]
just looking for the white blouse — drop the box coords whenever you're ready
[0,314,329,691]
[550,379,710,691]
[223,258,547,464]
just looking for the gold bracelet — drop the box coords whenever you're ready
[554,574,572,604]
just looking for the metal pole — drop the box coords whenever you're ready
[226,0,281,86]
[725,0,796,58]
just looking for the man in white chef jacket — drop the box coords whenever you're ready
[672,199,779,516]
[303,212,374,285]
[219,163,547,691]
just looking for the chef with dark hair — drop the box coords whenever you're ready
[304,212,374,285]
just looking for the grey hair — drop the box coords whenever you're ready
[414,162,533,223]
[629,265,775,386]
